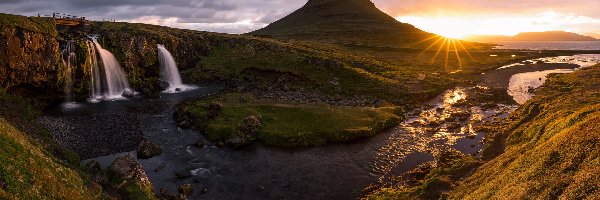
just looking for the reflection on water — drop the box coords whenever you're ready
[494,41,600,50]
[508,69,573,104]
[372,87,516,180]
[506,54,600,104]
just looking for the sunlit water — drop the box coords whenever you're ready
[494,41,600,50]
[505,54,600,104]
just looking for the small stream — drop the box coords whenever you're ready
[43,54,600,199]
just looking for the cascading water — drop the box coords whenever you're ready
[86,40,103,101]
[61,40,76,102]
[157,44,185,92]
[87,36,132,100]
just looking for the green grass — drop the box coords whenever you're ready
[179,93,402,147]
[0,118,97,200]
[365,149,482,200]
[0,13,57,36]
[0,88,103,199]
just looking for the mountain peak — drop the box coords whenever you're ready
[304,0,376,8]
[250,0,436,48]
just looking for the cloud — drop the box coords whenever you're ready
[0,0,304,33]
[0,0,598,34]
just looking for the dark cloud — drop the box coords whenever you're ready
[0,0,304,33]
[0,0,598,34]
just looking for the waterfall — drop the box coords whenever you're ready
[157,44,183,91]
[61,41,76,102]
[87,41,103,101]
[87,37,131,100]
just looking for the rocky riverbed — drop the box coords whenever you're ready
[38,114,143,159]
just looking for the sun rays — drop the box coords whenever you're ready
[412,35,478,70]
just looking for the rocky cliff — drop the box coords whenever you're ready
[0,14,62,100]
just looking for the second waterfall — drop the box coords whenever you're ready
[87,37,132,102]
[158,44,193,92]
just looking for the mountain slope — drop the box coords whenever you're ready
[250,0,436,48]
[466,31,599,42]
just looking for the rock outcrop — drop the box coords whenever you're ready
[108,154,157,199]
[137,139,163,159]
[0,14,62,100]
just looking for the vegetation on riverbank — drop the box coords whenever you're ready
[0,89,102,199]
[367,64,600,199]
[175,93,402,147]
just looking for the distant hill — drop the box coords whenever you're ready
[249,0,439,48]
[584,32,600,39]
[465,31,599,42]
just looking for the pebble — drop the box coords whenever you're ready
[37,114,143,159]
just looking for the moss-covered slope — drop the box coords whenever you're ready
[0,89,100,199]
[448,65,600,199]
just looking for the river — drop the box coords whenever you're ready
[41,54,600,199]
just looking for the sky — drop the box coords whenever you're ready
[1,0,599,38]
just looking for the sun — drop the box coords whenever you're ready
[438,31,467,39]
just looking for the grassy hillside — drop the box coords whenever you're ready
[0,89,100,199]
[367,65,600,199]
[449,65,600,199]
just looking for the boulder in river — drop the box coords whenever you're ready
[158,80,170,91]
[137,139,163,159]
[178,184,193,197]
[122,88,135,98]
[107,154,155,199]
[175,170,192,179]
[83,159,102,175]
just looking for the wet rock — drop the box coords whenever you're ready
[175,88,182,92]
[158,80,170,90]
[193,140,204,148]
[122,88,135,98]
[256,184,266,192]
[137,139,162,159]
[178,184,193,197]
[446,122,462,131]
[216,142,225,148]
[83,159,101,175]
[173,109,194,128]
[175,170,192,179]
[154,163,167,172]
[426,120,441,128]
[107,155,155,198]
